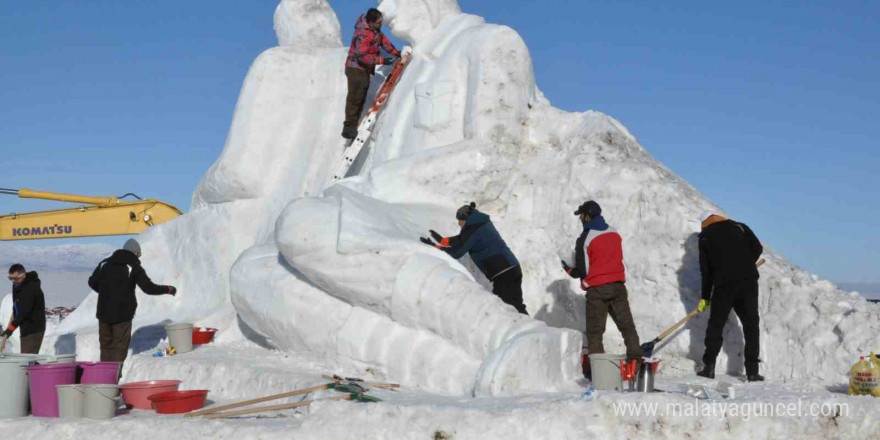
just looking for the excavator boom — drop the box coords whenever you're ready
[0,188,182,241]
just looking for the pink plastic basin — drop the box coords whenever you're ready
[119,380,182,410]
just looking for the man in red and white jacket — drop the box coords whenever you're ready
[562,201,641,364]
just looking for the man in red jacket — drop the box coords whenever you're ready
[341,8,401,140]
[562,201,641,365]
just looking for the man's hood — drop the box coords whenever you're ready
[355,14,370,32]
[107,249,141,266]
[23,271,40,288]
[582,215,609,233]
[465,210,491,226]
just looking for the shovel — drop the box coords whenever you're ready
[641,258,765,357]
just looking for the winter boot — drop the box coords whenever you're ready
[745,360,763,382]
[341,128,357,140]
[697,363,715,379]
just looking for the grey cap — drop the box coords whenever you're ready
[123,238,141,257]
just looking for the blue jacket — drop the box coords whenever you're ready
[442,211,520,280]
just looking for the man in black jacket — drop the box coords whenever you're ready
[2,264,47,354]
[88,239,176,366]
[696,211,764,382]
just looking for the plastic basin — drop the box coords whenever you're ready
[191,327,218,345]
[148,390,209,414]
[119,380,182,410]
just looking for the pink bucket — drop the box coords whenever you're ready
[79,362,121,385]
[27,363,78,417]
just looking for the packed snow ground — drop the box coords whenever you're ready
[4,342,878,440]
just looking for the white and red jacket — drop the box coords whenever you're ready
[566,216,626,290]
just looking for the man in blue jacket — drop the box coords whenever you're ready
[421,202,528,315]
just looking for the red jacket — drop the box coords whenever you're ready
[567,216,626,290]
[346,14,399,73]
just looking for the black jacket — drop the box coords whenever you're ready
[88,249,171,324]
[11,271,46,336]
[699,219,763,300]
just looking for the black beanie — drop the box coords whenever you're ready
[456,202,476,220]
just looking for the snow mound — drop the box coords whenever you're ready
[41,0,879,397]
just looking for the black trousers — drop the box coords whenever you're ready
[343,67,371,135]
[492,266,528,315]
[702,278,760,374]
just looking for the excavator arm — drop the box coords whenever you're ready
[0,188,182,241]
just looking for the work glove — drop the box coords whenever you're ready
[1,328,13,339]
[419,237,435,246]
[382,57,396,65]
[561,260,572,274]
[697,299,710,312]
[429,230,443,243]
[167,286,177,296]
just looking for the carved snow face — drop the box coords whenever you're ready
[378,0,460,44]
[378,0,431,43]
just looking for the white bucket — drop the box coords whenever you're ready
[165,323,194,354]
[83,384,119,419]
[57,384,86,419]
[0,358,31,418]
[588,353,626,391]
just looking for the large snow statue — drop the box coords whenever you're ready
[230,0,582,395]
[52,0,879,392]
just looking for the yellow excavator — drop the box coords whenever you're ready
[0,188,182,240]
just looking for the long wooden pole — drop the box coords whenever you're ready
[184,384,331,418]
[204,395,352,419]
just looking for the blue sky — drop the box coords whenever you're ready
[1,1,877,284]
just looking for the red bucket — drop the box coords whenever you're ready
[191,328,218,345]
[148,390,209,414]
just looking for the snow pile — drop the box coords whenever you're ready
[38,0,878,398]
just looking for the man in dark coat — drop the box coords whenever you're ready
[341,8,401,139]
[421,202,528,315]
[696,211,764,382]
[88,238,176,367]
[2,264,46,354]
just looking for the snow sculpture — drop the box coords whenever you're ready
[230,0,582,396]
[53,0,879,394]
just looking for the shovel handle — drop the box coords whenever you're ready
[656,258,765,343]
[1,312,12,353]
